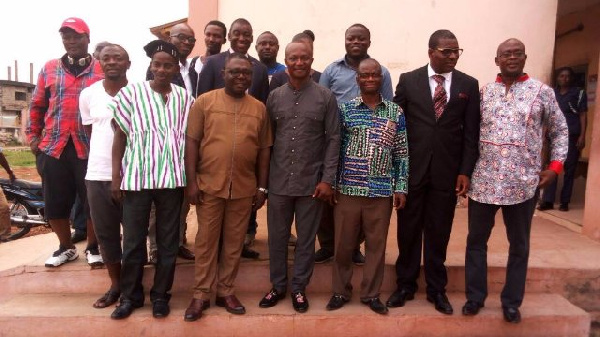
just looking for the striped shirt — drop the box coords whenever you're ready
[111,81,193,190]
[337,97,409,197]
[26,57,104,159]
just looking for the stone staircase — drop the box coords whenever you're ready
[0,207,597,336]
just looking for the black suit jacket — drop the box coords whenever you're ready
[196,51,270,103]
[393,65,480,191]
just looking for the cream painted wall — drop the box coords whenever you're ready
[214,0,558,87]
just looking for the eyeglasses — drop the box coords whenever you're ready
[434,48,463,57]
[170,34,196,44]
[226,69,253,77]
[357,72,382,79]
[498,51,526,59]
[285,56,312,63]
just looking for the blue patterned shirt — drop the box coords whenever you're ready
[337,97,409,197]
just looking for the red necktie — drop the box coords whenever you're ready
[433,74,447,120]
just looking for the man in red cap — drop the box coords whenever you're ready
[26,17,104,267]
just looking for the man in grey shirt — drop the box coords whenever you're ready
[258,42,340,313]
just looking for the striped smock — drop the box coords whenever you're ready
[111,81,193,191]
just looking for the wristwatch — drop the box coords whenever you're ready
[257,187,268,194]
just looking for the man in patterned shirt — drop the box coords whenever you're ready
[325,58,408,315]
[26,17,103,267]
[463,38,568,323]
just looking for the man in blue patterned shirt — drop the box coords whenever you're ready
[326,58,409,314]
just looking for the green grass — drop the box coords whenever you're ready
[3,149,36,167]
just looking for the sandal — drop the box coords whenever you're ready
[93,290,120,309]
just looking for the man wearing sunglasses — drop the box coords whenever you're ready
[387,29,480,316]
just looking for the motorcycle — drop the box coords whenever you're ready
[0,178,48,241]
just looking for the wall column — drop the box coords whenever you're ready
[583,54,600,241]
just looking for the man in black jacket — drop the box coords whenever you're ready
[386,29,480,315]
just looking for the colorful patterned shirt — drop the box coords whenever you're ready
[337,97,409,197]
[111,81,193,191]
[26,57,104,159]
[469,74,568,205]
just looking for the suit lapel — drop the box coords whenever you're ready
[418,67,436,119]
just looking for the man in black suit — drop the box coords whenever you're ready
[196,18,270,103]
[197,18,269,260]
[386,30,480,315]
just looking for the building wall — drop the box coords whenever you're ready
[188,0,558,87]
[554,3,600,160]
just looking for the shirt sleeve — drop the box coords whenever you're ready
[321,90,341,185]
[392,104,409,193]
[79,86,93,126]
[186,94,205,141]
[26,65,49,142]
[111,85,133,135]
[543,86,569,166]
[258,104,273,149]
[318,64,333,89]
[381,68,394,101]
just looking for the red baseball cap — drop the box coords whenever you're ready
[59,17,90,36]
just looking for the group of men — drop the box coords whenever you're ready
[25,15,569,325]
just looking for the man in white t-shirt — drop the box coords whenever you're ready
[80,43,130,309]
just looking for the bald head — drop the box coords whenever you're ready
[496,38,525,57]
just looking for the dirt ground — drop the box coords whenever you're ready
[0,167,52,239]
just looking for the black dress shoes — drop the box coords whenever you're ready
[462,300,483,316]
[259,288,286,308]
[110,301,142,320]
[386,289,415,307]
[326,294,348,311]
[291,291,309,313]
[184,298,210,322]
[352,249,365,265]
[537,202,554,211]
[502,306,521,323]
[152,300,170,318]
[216,295,246,314]
[177,246,195,260]
[361,297,388,315]
[427,293,453,315]
[241,246,260,259]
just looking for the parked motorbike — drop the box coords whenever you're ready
[0,178,47,241]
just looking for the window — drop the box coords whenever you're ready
[15,92,27,101]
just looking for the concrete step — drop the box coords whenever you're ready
[0,292,589,337]
[3,260,599,304]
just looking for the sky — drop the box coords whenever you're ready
[0,0,188,83]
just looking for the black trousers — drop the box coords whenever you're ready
[395,184,457,296]
[120,188,183,305]
[465,195,536,308]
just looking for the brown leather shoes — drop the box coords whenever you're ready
[215,295,246,314]
[184,298,210,322]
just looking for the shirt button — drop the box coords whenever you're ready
[292,138,295,141]
[295,102,299,105]
[294,115,297,118]
[292,149,295,153]
[291,172,294,175]
[293,127,296,129]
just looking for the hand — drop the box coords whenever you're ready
[538,169,557,188]
[576,136,585,151]
[393,192,406,210]
[29,138,40,155]
[110,179,123,204]
[455,174,470,197]
[313,182,334,205]
[252,190,267,211]
[186,183,203,205]
[8,171,16,183]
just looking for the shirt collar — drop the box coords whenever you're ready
[228,48,249,58]
[352,95,387,109]
[495,73,529,83]
[336,54,371,68]
[427,64,452,81]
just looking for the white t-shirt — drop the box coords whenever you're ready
[80,80,116,181]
